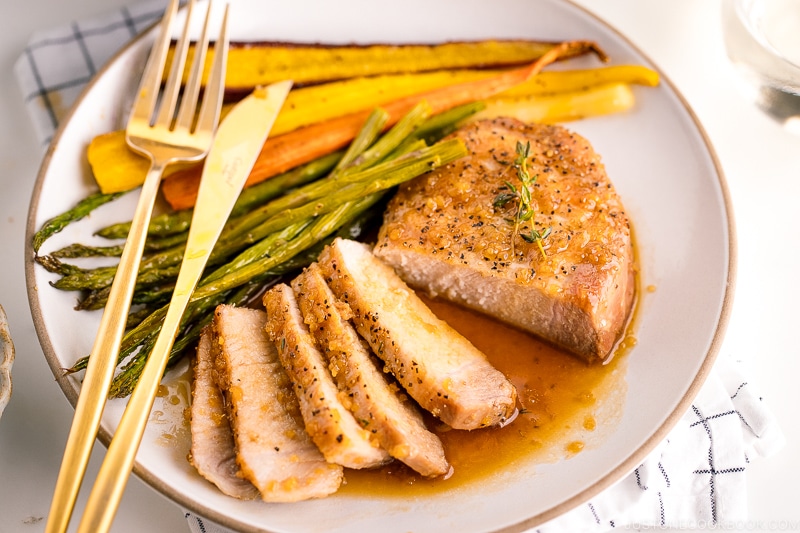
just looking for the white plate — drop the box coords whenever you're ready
[25,0,733,531]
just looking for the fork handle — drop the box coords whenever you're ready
[76,240,198,533]
[45,161,166,533]
[76,117,260,530]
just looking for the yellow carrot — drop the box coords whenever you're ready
[479,82,637,124]
[173,39,584,90]
[262,64,657,133]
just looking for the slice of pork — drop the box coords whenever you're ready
[211,304,342,502]
[293,263,450,477]
[318,238,518,430]
[264,284,390,469]
[189,327,258,500]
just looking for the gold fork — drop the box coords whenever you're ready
[45,1,228,531]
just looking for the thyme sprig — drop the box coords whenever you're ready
[493,141,550,258]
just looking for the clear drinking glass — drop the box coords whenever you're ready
[722,0,800,130]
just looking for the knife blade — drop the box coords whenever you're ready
[186,79,293,257]
[76,80,292,533]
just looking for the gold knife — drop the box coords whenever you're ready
[76,80,293,533]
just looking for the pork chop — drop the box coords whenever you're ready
[211,304,342,502]
[374,117,635,362]
[189,327,258,500]
[263,284,391,469]
[318,238,518,430]
[293,263,450,477]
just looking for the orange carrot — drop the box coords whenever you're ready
[161,41,607,211]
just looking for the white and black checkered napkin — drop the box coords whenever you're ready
[14,4,785,532]
[13,0,165,148]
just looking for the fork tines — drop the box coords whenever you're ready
[127,0,229,149]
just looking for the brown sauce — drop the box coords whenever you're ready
[340,294,633,497]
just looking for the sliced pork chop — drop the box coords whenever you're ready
[293,263,450,477]
[263,284,390,469]
[318,238,517,430]
[211,304,342,502]
[189,327,258,500]
[374,117,635,362]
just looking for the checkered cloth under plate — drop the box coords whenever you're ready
[13,3,786,532]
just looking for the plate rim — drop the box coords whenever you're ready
[0,304,14,420]
[23,1,737,531]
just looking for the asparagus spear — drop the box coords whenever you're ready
[412,101,486,141]
[65,282,228,376]
[43,149,348,274]
[48,227,191,260]
[77,282,174,312]
[34,255,85,277]
[55,229,195,260]
[51,243,126,259]
[108,289,228,398]
[334,108,389,170]
[94,151,343,240]
[231,150,343,216]
[32,191,126,252]
[340,102,430,175]
[95,209,194,240]
[126,306,158,330]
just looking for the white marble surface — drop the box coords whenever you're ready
[0,1,796,532]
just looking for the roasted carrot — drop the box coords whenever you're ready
[477,82,637,124]
[171,39,586,92]
[162,40,608,210]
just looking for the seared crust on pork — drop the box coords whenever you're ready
[374,117,635,362]
[189,328,258,500]
[293,264,450,477]
[319,238,518,430]
[211,305,342,502]
[264,284,391,469]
